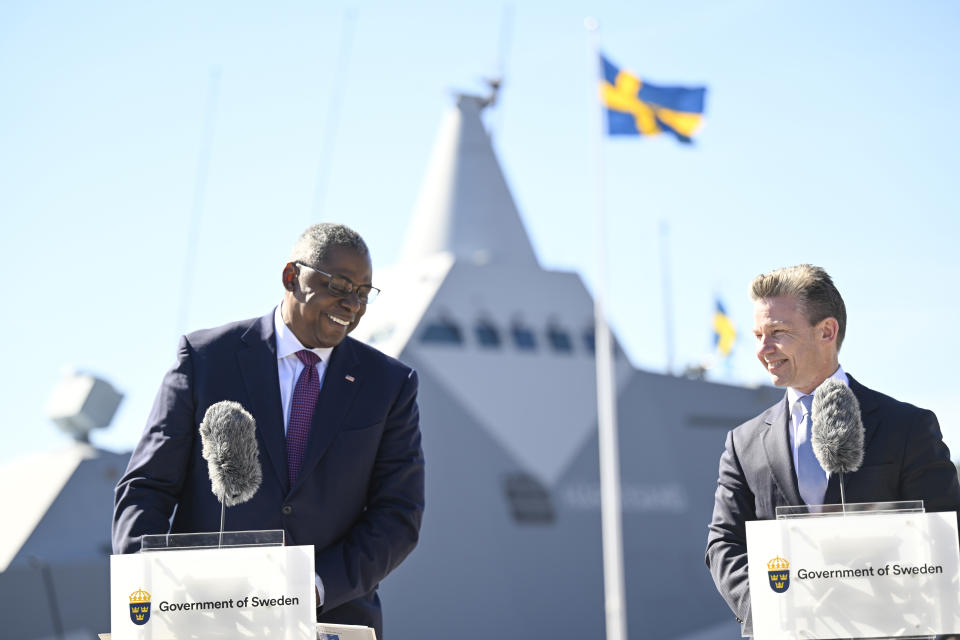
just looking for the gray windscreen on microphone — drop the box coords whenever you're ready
[811,379,865,475]
[199,400,262,507]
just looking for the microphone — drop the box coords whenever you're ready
[811,379,864,509]
[199,401,262,545]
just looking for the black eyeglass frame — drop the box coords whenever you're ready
[295,262,380,304]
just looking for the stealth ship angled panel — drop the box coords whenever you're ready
[353,92,783,639]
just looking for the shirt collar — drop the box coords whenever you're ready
[787,364,849,407]
[274,303,334,362]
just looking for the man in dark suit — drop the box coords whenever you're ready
[706,264,960,636]
[113,223,424,639]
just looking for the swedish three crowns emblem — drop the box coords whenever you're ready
[129,588,151,625]
[767,556,790,593]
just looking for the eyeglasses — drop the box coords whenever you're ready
[295,262,380,304]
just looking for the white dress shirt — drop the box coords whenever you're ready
[786,365,849,488]
[273,303,333,606]
[274,304,333,434]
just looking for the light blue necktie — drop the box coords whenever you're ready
[796,394,828,506]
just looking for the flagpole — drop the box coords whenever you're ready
[660,219,676,375]
[585,17,628,640]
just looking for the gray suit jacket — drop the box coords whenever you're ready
[705,375,960,636]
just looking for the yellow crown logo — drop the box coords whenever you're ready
[767,556,789,571]
[129,588,151,604]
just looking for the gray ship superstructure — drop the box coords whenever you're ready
[352,93,782,640]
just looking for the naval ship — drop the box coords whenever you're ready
[0,90,781,640]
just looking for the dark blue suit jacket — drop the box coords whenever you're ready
[113,311,425,638]
[705,375,960,636]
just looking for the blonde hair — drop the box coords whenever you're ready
[750,264,846,349]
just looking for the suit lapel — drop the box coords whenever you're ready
[291,338,362,491]
[761,395,803,507]
[237,312,289,490]
[848,375,881,450]
[824,374,879,503]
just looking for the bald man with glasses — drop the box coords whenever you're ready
[113,223,424,639]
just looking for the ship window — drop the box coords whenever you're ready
[547,326,573,353]
[421,319,463,345]
[503,473,555,525]
[474,320,501,348]
[511,324,537,351]
[583,327,595,353]
[583,326,621,358]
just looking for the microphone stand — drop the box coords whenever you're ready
[219,502,226,549]
[839,470,847,516]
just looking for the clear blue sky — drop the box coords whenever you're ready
[2,1,959,463]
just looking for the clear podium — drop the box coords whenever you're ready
[140,529,286,551]
[746,501,960,639]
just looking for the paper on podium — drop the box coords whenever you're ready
[317,622,377,639]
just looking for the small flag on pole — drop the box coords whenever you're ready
[599,54,707,143]
[713,299,736,358]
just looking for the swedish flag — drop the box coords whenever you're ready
[713,299,736,358]
[599,54,706,143]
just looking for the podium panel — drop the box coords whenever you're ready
[101,622,376,640]
[746,511,960,639]
[110,545,316,639]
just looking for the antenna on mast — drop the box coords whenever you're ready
[177,67,221,336]
[310,8,358,223]
[483,4,514,123]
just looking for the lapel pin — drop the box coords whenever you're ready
[345,375,355,383]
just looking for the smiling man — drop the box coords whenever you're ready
[705,264,960,637]
[113,224,424,639]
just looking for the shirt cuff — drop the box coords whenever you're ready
[315,573,325,607]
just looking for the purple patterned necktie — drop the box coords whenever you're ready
[287,349,321,486]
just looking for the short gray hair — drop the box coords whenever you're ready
[289,223,369,267]
[750,264,847,350]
